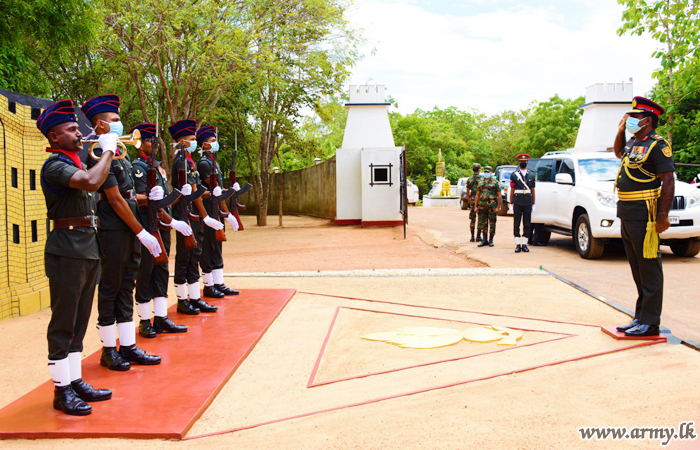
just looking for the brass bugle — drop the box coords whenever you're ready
[84,129,142,160]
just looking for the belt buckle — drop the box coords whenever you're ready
[89,216,98,228]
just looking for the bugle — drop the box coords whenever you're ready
[83,129,142,160]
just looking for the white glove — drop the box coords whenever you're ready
[212,186,222,197]
[148,186,164,201]
[97,133,118,154]
[203,216,224,230]
[226,214,239,231]
[232,182,241,192]
[170,219,192,236]
[532,205,536,213]
[180,184,192,196]
[136,229,162,257]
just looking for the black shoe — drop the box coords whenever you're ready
[177,299,200,315]
[203,285,225,299]
[470,232,475,242]
[215,284,239,296]
[616,319,640,332]
[118,344,161,365]
[189,298,218,313]
[624,324,660,337]
[489,239,494,247]
[478,239,489,247]
[100,347,131,371]
[53,385,92,416]
[522,244,529,252]
[139,319,157,338]
[476,232,482,242]
[71,379,112,402]
[515,245,522,253]
[153,316,188,333]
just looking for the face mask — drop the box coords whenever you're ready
[186,140,197,153]
[108,121,124,136]
[519,162,527,169]
[206,141,220,153]
[626,117,642,134]
[484,173,492,178]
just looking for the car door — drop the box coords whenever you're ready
[531,159,555,224]
[553,158,577,227]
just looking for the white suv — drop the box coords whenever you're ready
[531,151,700,259]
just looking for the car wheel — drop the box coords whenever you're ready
[498,201,508,216]
[574,214,605,259]
[460,199,468,210]
[538,230,551,244]
[669,239,700,257]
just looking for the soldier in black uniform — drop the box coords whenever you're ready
[510,153,536,253]
[82,95,162,370]
[613,97,675,337]
[130,123,192,338]
[169,120,223,314]
[196,126,241,298]
[38,99,114,415]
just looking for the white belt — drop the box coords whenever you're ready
[513,189,530,194]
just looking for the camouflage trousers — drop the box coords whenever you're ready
[469,204,478,232]
[477,207,497,236]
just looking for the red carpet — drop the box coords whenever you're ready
[0,289,295,440]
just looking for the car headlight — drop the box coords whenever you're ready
[596,190,617,208]
[687,189,700,209]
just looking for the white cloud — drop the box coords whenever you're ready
[345,0,661,115]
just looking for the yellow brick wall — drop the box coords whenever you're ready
[0,93,51,321]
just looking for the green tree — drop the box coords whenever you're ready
[515,95,584,157]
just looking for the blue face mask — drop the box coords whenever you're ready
[108,121,124,136]
[206,141,220,153]
[186,140,197,153]
[626,117,642,134]
[483,173,492,178]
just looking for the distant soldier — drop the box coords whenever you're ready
[466,163,481,242]
[510,153,536,253]
[475,166,502,247]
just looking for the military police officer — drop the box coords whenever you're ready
[39,99,115,415]
[613,97,674,337]
[475,166,502,247]
[466,163,481,242]
[510,154,536,253]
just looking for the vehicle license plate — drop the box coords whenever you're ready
[668,216,680,225]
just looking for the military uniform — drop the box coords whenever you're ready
[197,152,228,296]
[171,152,203,288]
[616,132,674,327]
[476,173,500,246]
[466,172,481,240]
[510,158,536,252]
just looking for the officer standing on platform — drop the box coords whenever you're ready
[130,123,192,338]
[39,99,115,415]
[613,97,674,337]
[169,120,223,315]
[83,95,162,371]
[196,126,241,298]
[466,163,481,242]
[510,154,536,253]
[474,166,502,247]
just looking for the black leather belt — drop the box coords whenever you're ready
[53,215,99,229]
[100,189,135,201]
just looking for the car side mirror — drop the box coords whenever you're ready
[555,173,574,185]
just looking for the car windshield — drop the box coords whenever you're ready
[500,169,514,185]
[578,158,621,182]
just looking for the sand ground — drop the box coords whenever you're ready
[0,212,698,449]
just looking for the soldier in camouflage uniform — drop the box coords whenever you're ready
[466,163,481,242]
[475,166,502,247]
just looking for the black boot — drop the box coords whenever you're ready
[153,316,188,333]
[139,319,157,338]
[190,298,218,313]
[522,244,530,252]
[478,236,490,247]
[177,299,200,315]
[476,230,482,242]
[53,385,92,416]
[470,230,475,242]
[202,285,225,299]
[71,379,112,402]
[515,244,522,253]
[215,284,239,296]
[100,347,131,371]
[118,344,161,365]
[488,233,494,247]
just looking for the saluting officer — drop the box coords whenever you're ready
[613,97,674,337]
[169,120,224,314]
[196,126,241,298]
[39,99,114,415]
[83,95,162,370]
[130,123,192,338]
[474,166,502,247]
[466,163,481,242]
[510,154,536,253]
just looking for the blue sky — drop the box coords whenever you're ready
[345,0,661,115]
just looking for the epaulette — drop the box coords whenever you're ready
[653,135,664,141]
